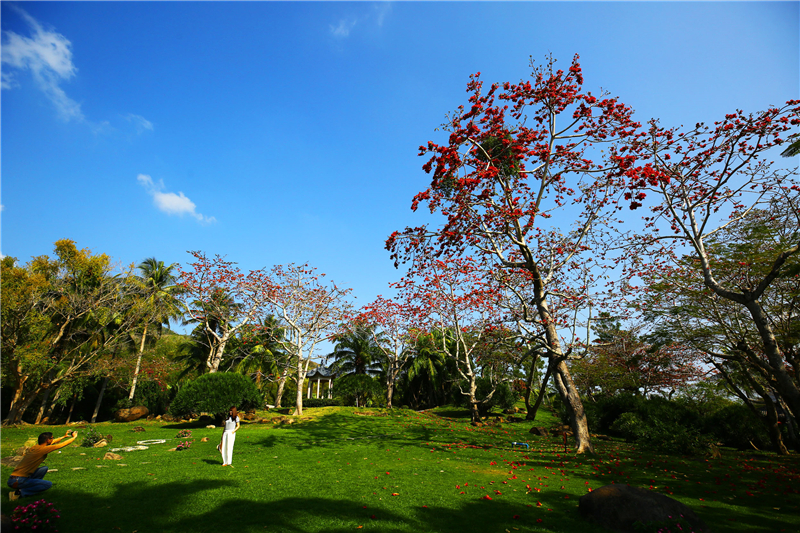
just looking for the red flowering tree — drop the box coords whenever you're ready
[258,263,352,416]
[357,295,419,409]
[394,252,505,422]
[622,100,800,422]
[178,252,273,373]
[388,54,642,452]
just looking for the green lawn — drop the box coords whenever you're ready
[1,407,798,533]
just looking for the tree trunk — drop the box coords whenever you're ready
[467,372,480,423]
[3,361,29,426]
[527,359,553,421]
[41,385,64,425]
[129,324,148,401]
[552,359,594,454]
[293,359,307,416]
[740,300,800,423]
[6,386,43,426]
[92,377,110,424]
[65,394,78,425]
[275,367,289,408]
[530,263,594,453]
[34,387,53,425]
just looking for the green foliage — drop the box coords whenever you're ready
[584,394,716,455]
[303,398,341,408]
[333,374,385,407]
[80,425,105,447]
[169,371,262,417]
[131,379,172,415]
[455,377,519,416]
[705,404,772,450]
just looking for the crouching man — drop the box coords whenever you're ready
[7,430,78,501]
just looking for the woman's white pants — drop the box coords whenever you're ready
[221,430,236,465]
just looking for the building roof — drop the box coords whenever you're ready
[307,365,336,379]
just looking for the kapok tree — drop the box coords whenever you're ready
[621,100,800,422]
[388,54,642,452]
[258,263,352,416]
[177,252,273,373]
[394,252,504,423]
[357,295,420,409]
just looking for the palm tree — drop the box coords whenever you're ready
[230,315,289,387]
[329,326,384,377]
[781,135,800,157]
[404,329,455,409]
[128,258,184,401]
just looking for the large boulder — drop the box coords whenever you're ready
[579,484,709,533]
[114,406,149,422]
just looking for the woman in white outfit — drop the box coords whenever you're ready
[218,406,240,466]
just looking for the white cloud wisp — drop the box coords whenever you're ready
[137,174,216,224]
[1,6,83,121]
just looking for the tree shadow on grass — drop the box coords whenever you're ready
[51,478,610,533]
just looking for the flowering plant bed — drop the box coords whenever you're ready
[10,499,60,532]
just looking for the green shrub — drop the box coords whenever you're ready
[80,425,104,447]
[604,396,712,455]
[706,404,772,450]
[169,372,262,418]
[131,380,172,415]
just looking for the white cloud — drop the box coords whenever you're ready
[126,114,154,133]
[329,3,392,39]
[1,6,83,121]
[373,3,392,27]
[330,18,357,38]
[137,174,216,224]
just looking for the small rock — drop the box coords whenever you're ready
[132,426,146,433]
[105,434,114,443]
[103,452,123,460]
[529,427,549,437]
[93,439,108,448]
[206,425,216,429]
[168,448,178,452]
[71,467,85,471]
[200,437,209,442]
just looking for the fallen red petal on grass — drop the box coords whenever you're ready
[482,495,493,500]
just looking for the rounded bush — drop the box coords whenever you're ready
[169,372,262,418]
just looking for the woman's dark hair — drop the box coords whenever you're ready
[228,406,238,422]
[38,432,54,444]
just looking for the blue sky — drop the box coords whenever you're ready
[2,1,798,342]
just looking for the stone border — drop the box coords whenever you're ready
[110,445,149,452]
[136,439,166,445]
